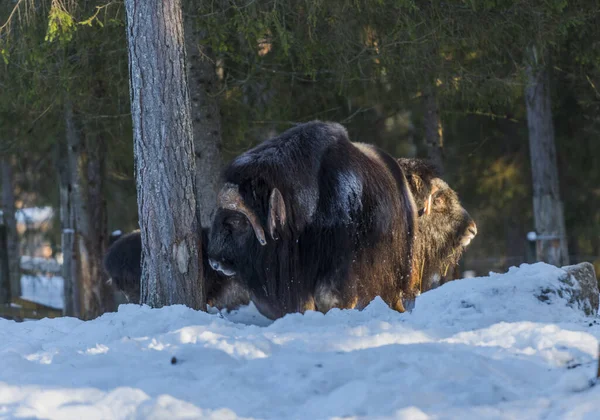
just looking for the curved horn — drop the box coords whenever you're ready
[424,183,439,216]
[217,183,267,246]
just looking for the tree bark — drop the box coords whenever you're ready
[183,6,223,227]
[423,86,444,174]
[0,157,21,299]
[65,100,113,319]
[525,47,569,267]
[83,130,114,317]
[64,100,83,317]
[125,0,206,310]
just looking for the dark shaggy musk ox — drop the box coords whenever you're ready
[207,120,419,320]
[397,158,477,293]
[102,229,250,309]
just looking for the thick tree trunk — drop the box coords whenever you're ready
[423,86,444,174]
[183,6,223,227]
[125,0,206,310]
[57,137,77,317]
[525,47,569,267]
[65,100,113,319]
[1,157,21,299]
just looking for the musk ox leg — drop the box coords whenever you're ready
[392,294,416,313]
[314,283,340,314]
[207,278,250,311]
[393,299,407,313]
[302,296,316,312]
[314,283,358,314]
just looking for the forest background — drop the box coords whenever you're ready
[1,0,600,317]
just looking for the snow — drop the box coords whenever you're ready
[1,262,599,419]
[0,206,55,225]
[20,275,64,310]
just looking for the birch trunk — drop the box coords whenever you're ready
[183,6,223,227]
[525,47,569,267]
[1,157,21,299]
[125,0,206,310]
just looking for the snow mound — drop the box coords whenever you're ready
[0,262,598,419]
[411,262,598,332]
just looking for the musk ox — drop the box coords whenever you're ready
[103,228,250,309]
[206,120,419,319]
[397,158,477,292]
[103,156,476,316]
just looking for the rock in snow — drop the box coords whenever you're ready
[562,262,599,316]
[0,262,599,419]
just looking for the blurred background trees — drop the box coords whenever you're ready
[1,0,599,317]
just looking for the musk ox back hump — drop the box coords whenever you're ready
[225,121,352,229]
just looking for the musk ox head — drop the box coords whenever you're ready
[397,158,477,291]
[207,182,287,277]
[103,227,250,310]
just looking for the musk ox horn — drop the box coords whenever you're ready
[217,183,267,246]
[423,183,439,216]
[268,188,287,241]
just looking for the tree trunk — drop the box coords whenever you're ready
[0,157,21,299]
[125,0,206,310]
[57,137,77,317]
[0,220,10,304]
[83,130,113,316]
[183,5,223,227]
[64,100,83,317]
[65,100,113,319]
[423,86,444,174]
[525,47,569,267]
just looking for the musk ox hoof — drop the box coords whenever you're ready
[314,284,341,314]
[393,297,416,313]
[402,298,416,312]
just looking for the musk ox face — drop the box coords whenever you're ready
[420,177,477,255]
[207,183,287,279]
[398,158,477,291]
[207,181,293,320]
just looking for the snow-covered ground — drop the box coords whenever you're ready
[1,262,599,419]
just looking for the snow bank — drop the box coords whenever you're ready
[0,262,599,419]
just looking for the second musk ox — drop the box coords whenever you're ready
[103,228,250,309]
[207,120,419,319]
[397,158,477,292]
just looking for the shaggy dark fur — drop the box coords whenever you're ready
[396,158,477,292]
[207,120,418,320]
[102,229,250,309]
